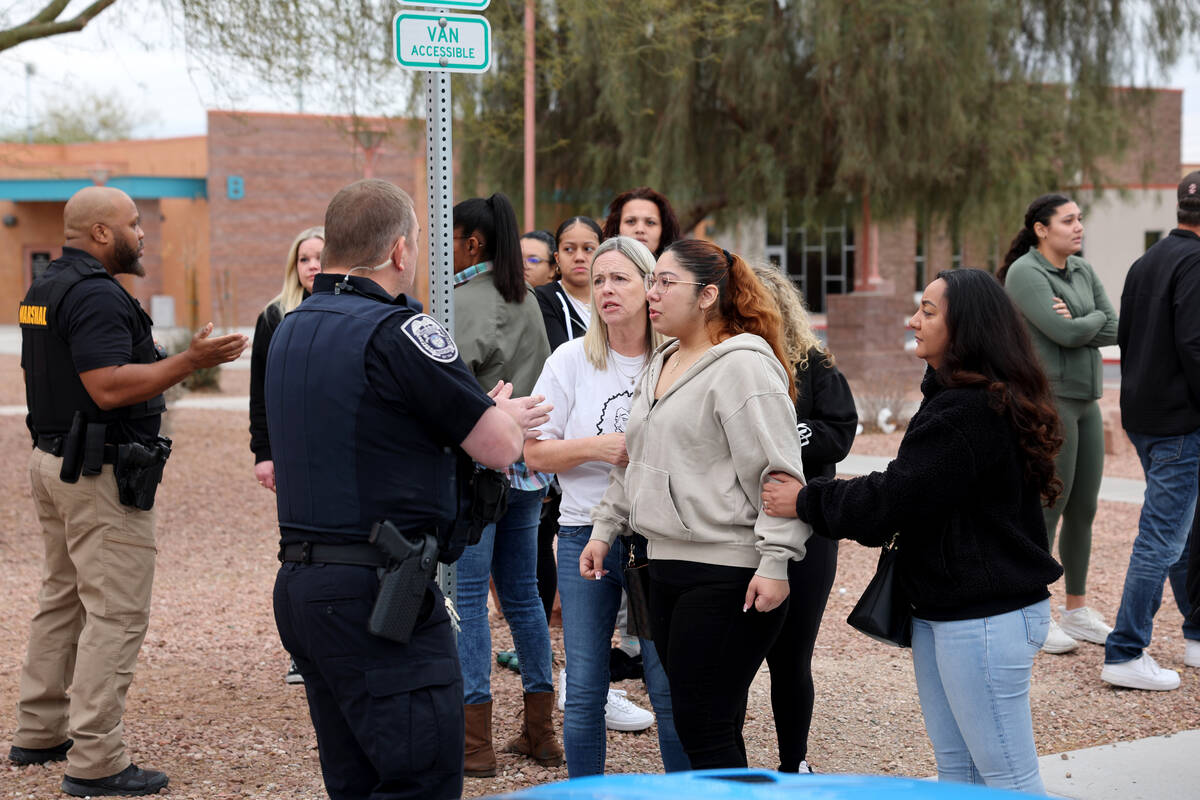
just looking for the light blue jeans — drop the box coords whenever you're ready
[556,525,689,776]
[911,599,1049,794]
[456,486,553,704]
[1107,429,1200,663]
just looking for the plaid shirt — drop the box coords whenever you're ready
[454,260,550,491]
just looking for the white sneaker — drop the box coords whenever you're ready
[1186,640,1200,668]
[557,667,566,712]
[1058,605,1113,645]
[605,689,654,732]
[1101,653,1180,691]
[1041,619,1079,654]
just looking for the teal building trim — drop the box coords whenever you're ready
[0,176,207,201]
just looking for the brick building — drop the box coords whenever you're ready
[0,111,425,328]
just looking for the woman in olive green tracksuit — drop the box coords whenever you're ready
[1000,194,1118,654]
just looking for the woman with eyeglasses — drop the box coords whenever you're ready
[525,236,688,777]
[582,239,810,769]
[452,192,561,777]
[522,230,558,288]
[536,216,602,351]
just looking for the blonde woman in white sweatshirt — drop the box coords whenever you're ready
[582,239,811,769]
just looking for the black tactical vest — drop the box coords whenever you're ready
[20,249,165,442]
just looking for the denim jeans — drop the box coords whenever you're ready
[456,486,553,704]
[911,600,1049,794]
[556,526,689,776]
[1106,429,1200,664]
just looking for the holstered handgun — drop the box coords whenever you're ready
[368,521,439,644]
[59,411,85,483]
[114,436,172,510]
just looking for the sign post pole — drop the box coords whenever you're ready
[426,63,457,602]
[397,0,490,616]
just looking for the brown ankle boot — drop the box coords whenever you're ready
[505,691,564,767]
[464,701,497,777]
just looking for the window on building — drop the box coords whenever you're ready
[765,208,855,313]
[1144,230,1163,251]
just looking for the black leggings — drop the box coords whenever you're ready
[765,535,838,770]
[649,559,788,769]
[536,490,561,623]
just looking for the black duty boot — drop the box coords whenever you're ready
[8,739,73,765]
[61,763,169,797]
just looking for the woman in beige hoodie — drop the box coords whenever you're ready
[582,239,810,769]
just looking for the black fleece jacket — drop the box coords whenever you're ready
[796,369,1062,621]
[248,293,308,463]
[794,348,858,479]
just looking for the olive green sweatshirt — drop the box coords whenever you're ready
[1004,248,1118,400]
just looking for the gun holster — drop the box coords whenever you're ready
[114,436,173,511]
[367,521,439,644]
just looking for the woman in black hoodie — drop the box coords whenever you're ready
[763,268,1063,794]
[535,216,601,351]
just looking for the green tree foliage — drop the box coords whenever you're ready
[462,0,1199,230]
[173,0,1200,231]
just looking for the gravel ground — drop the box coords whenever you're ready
[2,356,1196,799]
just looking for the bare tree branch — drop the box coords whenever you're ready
[0,0,117,54]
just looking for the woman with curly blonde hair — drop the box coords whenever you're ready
[753,265,857,773]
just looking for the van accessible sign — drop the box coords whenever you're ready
[394,12,491,73]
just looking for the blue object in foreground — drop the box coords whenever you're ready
[484,770,1042,799]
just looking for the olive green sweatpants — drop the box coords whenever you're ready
[1044,396,1105,597]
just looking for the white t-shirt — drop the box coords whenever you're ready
[532,338,646,526]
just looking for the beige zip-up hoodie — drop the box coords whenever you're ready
[590,333,812,580]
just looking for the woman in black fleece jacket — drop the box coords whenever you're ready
[763,268,1063,794]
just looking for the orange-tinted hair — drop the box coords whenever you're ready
[665,239,796,401]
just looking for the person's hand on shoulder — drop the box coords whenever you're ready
[187,322,249,368]
[761,471,802,518]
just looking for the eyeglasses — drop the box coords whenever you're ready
[644,273,706,294]
[524,256,548,265]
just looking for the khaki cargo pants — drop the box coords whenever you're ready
[13,448,157,779]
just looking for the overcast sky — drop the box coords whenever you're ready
[2,0,1198,164]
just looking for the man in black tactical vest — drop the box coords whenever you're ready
[267,179,548,800]
[12,186,248,796]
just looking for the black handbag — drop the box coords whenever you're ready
[846,533,912,648]
[621,534,654,641]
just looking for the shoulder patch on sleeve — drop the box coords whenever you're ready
[401,314,459,363]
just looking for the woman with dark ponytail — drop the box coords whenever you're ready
[762,268,1065,793]
[452,192,562,776]
[1000,194,1118,656]
[582,239,810,769]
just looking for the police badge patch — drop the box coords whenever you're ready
[401,314,458,362]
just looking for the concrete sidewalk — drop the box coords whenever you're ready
[1038,729,1199,799]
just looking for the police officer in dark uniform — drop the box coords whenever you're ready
[12,186,248,796]
[267,179,547,800]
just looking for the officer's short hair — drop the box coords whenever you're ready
[323,180,416,269]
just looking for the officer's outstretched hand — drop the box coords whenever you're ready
[488,381,553,439]
[187,323,250,368]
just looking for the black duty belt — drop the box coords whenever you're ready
[279,542,389,567]
[35,435,117,463]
